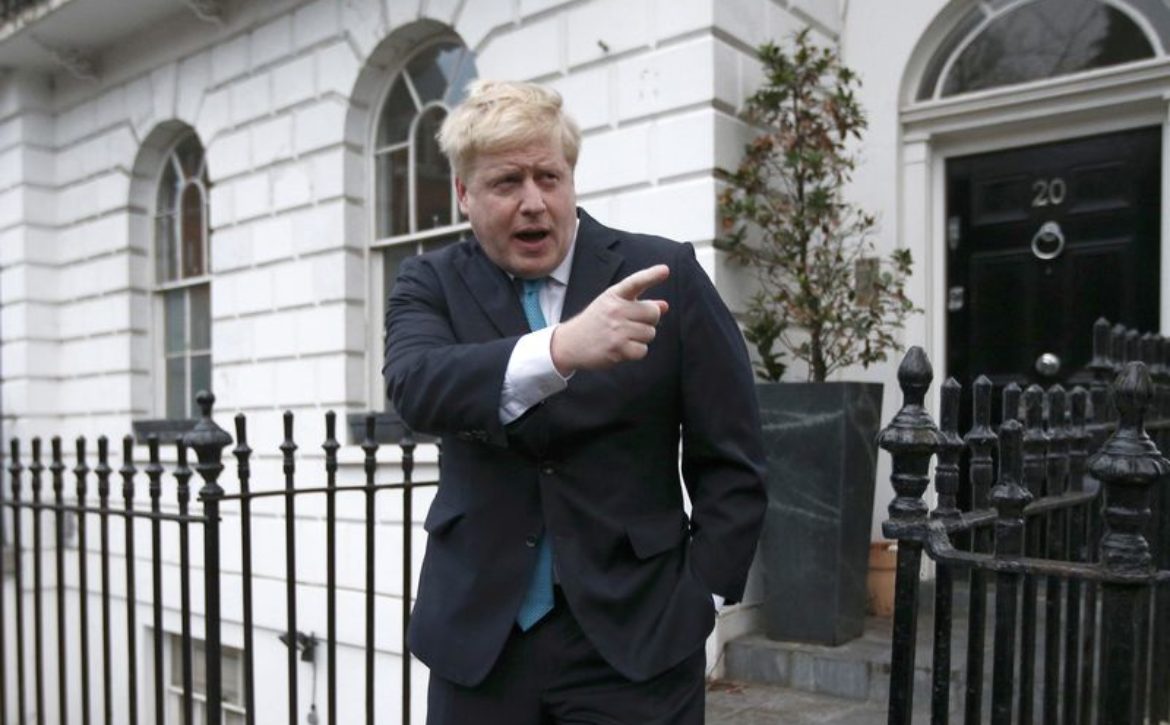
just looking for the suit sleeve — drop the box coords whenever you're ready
[383,255,519,446]
[675,242,768,604]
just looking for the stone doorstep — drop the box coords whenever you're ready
[723,615,966,705]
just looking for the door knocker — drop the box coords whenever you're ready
[1031,220,1065,261]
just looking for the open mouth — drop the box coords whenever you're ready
[514,229,550,243]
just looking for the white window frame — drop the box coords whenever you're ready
[151,133,212,420]
[163,634,247,724]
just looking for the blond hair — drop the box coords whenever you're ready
[438,80,582,179]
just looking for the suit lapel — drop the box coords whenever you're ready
[563,210,624,320]
[454,243,530,338]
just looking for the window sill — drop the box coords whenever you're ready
[131,418,198,445]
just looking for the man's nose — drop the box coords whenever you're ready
[519,179,546,214]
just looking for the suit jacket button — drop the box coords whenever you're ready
[541,464,555,475]
[525,535,538,547]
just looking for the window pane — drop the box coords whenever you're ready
[165,290,186,354]
[407,42,459,104]
[190,284,211,350]
[191,354,211,406]
[941,0,1153,97]
[180,184,206,278]
[155,213,178,283]
[444,49,477,105]
[375,147,410,238]
[157,160,179,216]
[175,135,204,179]
[415,107,452,231]
[376,78,415,147]
[166,356,187,419]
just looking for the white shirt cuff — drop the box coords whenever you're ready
[712,593,725,610]
[499,326,571,424]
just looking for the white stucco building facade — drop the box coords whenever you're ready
[1,0,1167,722]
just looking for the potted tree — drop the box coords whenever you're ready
[718,29,917,645]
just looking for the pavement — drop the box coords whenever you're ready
[705,680,888,724]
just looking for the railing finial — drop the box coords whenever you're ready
[1088,361,1170,575]
[878,347,942,526]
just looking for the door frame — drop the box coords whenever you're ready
[898,57,1170,392]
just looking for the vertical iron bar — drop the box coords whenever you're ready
[401,432,416,725]
[50,438,67,725]
[74,437,92,725]
[1019,385,1048,724]
[1083,322,1116,725]
[877,348,941,725]
[992,420,1031,725]
[323,413,339,725]
[9,440,25,725]
[175,441,194,725]
[1044,386,1070,725]
[1089,362,1166,725]
[185,391,231,725]
[119,437,138,725]
[361,416,378,725]
[1064,388,1089,725]
[280,411,298,725]
[95,437,112,725]
[233,415,255,725]
[964,375,997,724]
[930,379,962,725]
[145,437,164,725]
[29,439,44,725]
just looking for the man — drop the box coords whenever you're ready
[384,80,766,724]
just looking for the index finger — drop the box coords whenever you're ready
[611,264,670,300]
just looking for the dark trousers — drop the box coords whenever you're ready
[426,589,706,724]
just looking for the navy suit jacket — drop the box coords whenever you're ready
[384,209,766,687]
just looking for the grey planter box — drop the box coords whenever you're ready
[757,381,883,646]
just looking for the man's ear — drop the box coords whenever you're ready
[455,176,470,215]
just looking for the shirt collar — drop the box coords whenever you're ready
[547,218,578,287]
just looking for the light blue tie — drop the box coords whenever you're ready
[516,278,555,631]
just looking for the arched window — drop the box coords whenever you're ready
[918,0,1156,100]
[373,40,477,408]
[154,132,211,420]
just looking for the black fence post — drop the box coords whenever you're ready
[931,378,963,723]
[878,347,941,725]
[49,437,66,725]
[990,419,1030,725]
[9,439,24,725]
[400,431,416,725]
[232,414,255,725]
[29,438,44,725]
[1088,362,1168,725]
[964,375,998,724]
[118,436,138,725]
[184,391,233,725]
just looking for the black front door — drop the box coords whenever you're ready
[946,127,1161,409]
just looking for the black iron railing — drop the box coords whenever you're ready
[0,393,435,725]
[880,318,1170,724]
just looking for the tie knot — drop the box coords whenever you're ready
[522,278,545,295]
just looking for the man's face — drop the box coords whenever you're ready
[456,137,577,279]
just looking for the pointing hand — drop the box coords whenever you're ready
[551,265,670,374]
